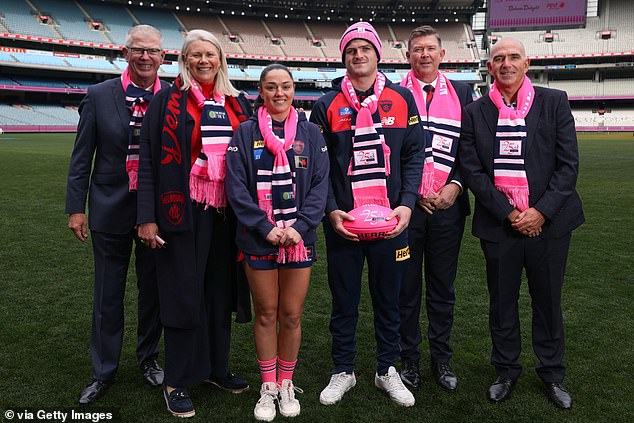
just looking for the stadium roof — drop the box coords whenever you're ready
[106,0,483,23]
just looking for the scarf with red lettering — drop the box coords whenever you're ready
[341,72,391,208]
[488,75,535,212]
[157,77,191,232]
[122,68,161,192]
[256,106,307,263]
[401,70,462,197]
[188,81,233,208]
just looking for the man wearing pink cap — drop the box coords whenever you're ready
[310,22,424,407]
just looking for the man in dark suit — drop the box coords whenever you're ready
[459,37,584,409]
[66,24,168,405]
[398,25,472,392]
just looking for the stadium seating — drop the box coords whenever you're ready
[221,17,286,57]
[177,14,245,55]
[65,56,117,71]
[30,0,108,44]
[129,7,185,50]
[0,0,58,39]
[11,52,68,67]
[0,51,16,62]
[493,0,634,56]
[265,20,325,59]
[81,1,137,46]
[0,104,79,127]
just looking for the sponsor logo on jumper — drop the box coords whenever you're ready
[320,145,328,152]
[227,146,238,152]
[253,140,265,149]
[208,110,226,119]
[395,246,410,261]
[282,191,295,200]
[339,106,353,116]
[295,155,308,169]
[408,115,419,125]
[381,116,395,126]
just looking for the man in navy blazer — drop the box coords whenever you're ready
[398,25,472,392]
[459,38,584,409]
[66,25,168,405]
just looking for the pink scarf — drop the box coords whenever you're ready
[121,68,161,191]
[256,106,307,263]
[401,70,462,197]
[340,72,391,208]
[188,81,232,208]
[488,75,535,212]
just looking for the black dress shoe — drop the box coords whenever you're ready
[78,379,111,405]
[205,373,249,394]
[544,382,572,409]
[488,376,515,403]
[432,362,458,392]
[141,358,164,387]
[399,361,421,390]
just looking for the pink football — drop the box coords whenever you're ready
[343,205,398,241]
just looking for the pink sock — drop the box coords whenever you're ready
[277,357,297,384]
[257,357,277,384]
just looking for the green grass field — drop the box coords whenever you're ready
[0,132,632,422]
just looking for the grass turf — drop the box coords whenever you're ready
[0,132,632,422]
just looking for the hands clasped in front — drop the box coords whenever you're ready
[417,183,460,215]
[266,226,302,247]
[507,208,545,238]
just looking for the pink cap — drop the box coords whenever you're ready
[339,22,382,61]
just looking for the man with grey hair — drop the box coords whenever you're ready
[66,24,168,405]
[459,37,583,409]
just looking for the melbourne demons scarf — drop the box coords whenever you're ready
[188,81,233,208]
[401,71,462,197]
[256,106,307,263]
[121,68,161,192]
[341,73,391,208]
[488,75,535,212]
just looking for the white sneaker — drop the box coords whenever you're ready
[278,379,303,417]
[254,382,277,421]
[375,366,415,407]
[319,372,356,405]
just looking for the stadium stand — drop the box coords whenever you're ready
[81,1,137,46]
[0,0,631,132]
[177,14,244,55]
[265,20,325,59]
[306,21,349,60]
[30,0,108,44]
[493,0,634,57]
[0,0,58,39]
[129,6,185,50]
[0,51,16,62]
[65,56,117,71]
[221,16,286,57]
[10,52,68,67]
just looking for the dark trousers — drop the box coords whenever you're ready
[399,203,465,364]
[480,233,571,383]
[324,220,409,375]
[90,230,162,381]
[156,205,235,387]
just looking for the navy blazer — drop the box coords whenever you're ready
[459,86,584,241]
[65,77,169,234]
